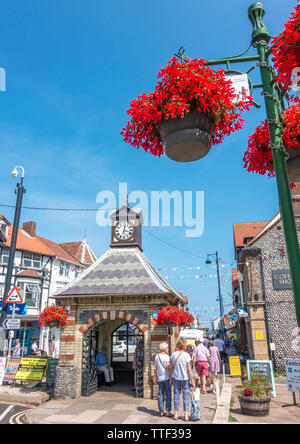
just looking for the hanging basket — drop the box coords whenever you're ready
[238,395,271,417]
[164,321,178,327]
[158,112,214,162]
[286,147,300,182]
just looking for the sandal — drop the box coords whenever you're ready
[174,415,179,421]
[160,412,164,417]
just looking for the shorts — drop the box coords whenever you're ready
[197,361,209,377]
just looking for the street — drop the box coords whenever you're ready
[0,402,30,424]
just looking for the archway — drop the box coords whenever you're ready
[80,311,147,397]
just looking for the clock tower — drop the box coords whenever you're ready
[110,204,143,251]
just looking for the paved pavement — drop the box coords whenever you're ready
[26,383,217,424]
[228,376,300,424]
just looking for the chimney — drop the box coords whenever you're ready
[23,221,37,237]
[291,183,300,230]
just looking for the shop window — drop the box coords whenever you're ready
[18,282,41,308]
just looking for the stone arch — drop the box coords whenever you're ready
[78,310,149,335]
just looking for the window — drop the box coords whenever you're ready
[112,323,143,363]
[1,248,9,265]
[23,252,41,269]
[59,262,70,277]
[18,282,41,308]
[0,223,7,236]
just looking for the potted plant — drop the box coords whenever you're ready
[39,305,69,328]
[156,306,195,327]
[238,374,272,416]
[121,57,252,162]
[243,104,300,182]
[271,2,300,94]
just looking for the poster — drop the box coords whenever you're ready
[226,74,250,103]
[285,358,300,392]
[14,357,49,382]
[229,356,242,376]
[3,357,21,383]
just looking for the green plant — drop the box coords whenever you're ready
[228,415,238,423]
[240,373,271,398]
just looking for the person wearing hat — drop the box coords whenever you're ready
[95,346,114,385]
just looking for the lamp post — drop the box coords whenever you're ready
[175,2,300,328]
[206,252,225,339]
[0,166,26,357]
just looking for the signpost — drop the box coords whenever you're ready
[284,358,300,407]
[4,287,23,360]
[247,360,276,397]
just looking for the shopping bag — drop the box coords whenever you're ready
[190,388,201,421]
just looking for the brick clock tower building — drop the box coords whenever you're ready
[54,205,184,399]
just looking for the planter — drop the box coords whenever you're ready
[238,395,271,416]
[164,321,178,327]
[158,112,214,162]
[286,147,300,182]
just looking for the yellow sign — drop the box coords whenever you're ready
[229,356,242,376]
[14,357,49,381]
[255,331,264,340]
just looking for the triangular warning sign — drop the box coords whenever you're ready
[4,286,23,304]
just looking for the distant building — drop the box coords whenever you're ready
[0,216,96,355]
[232,183,300,371]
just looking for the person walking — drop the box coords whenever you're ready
[171,339,195,422]
[193,339,211,394]
[208,341,221,393]
[214,334,226,363]
[154,342,172,417]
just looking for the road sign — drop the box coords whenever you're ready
[4,319,21,330]
[4,287,23,304]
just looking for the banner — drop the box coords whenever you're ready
[14,357,49,382]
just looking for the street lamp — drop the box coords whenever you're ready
[0,166,26,356]
[206,252,225,339]
[174,3,300,328]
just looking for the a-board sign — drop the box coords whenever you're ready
[229,356,242,376]
[14,357,48,382]
[46,358,59,386]
[3,357,21,383]
[247,360,276,397]
[0,357,6,385]
[285,358,300,392]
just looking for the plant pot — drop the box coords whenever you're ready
[286,147,300,182]
[158,111,214,162]
[238,395,271,417]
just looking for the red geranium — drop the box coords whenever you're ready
[243,105,300,178]
[121,57,252,157]
[244,389,253,397]
[39,305,69,327]
[156,306,195,326]
[272,2,300,95]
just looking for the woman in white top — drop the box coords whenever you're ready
[171,339,195,422]
[154,342,172,417]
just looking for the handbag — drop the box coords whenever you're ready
[190,388,201,421]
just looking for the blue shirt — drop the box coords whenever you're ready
[95,352,107,366]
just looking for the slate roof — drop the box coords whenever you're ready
[56,247,183,300]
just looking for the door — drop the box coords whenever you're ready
[81,327,98,396]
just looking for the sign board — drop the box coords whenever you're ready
[272,269,292,290]
[247,360,276,397]
[238,307,248,318]
[7,303,27,315]
[3,318,21,330]
[285,358,300,392]
[46,358,59,386]
[226,74,250,103]
[3,357,21,383]
[14,357,49,382]
[4,287,23,304]
[0,357,6,385]
[229,356,242,376]
[255,330,264,340]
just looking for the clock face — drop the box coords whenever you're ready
[115,221,134,241]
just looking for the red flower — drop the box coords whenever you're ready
[243,104,300,178]
[121,57,252,157]
[244,389,253,397]
[272,2,300,95]
[156,306,195,326]
[39,305,69,327]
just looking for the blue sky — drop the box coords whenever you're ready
[0,0,296,325]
